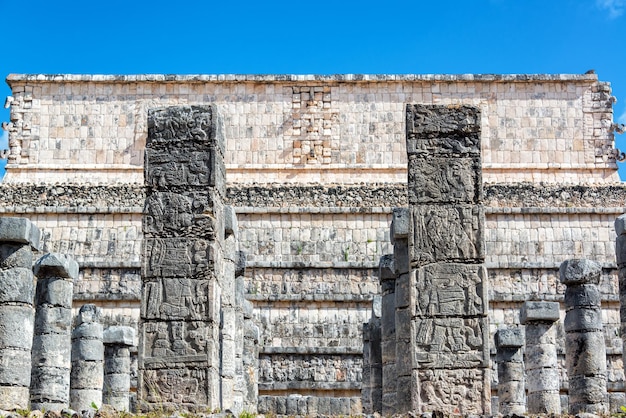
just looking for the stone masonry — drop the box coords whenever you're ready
[404,104,490,415]
[139,105,225,411]
[1,73,625,414]
[0,217,40,410]
[31,253,79,411]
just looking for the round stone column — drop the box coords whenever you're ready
[31,253,79,411]
[0,217,41,410]
[103,326,136,411]
[560,259,608,415]
[495,327,525,415]
[70,304,104,411]
[520,300,561,414]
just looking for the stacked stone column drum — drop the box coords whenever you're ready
[494,327,525,416]
[403,105,489,415]
[103,326,136,411]
[71,304,104,411]
[139,105,226,411]
[560,259,608,415]
[520,301,561,414]
[0,217,40,410]
[31,253,79,411]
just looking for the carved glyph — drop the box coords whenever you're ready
[410,206,484,265]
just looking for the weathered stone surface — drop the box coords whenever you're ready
[0,244,33,269]
[520,301,560,323]
[416,368,489,415]
[34,253,79,280]
[410,205,484,266]
[391,208,409,243]
[0,268,35,304]
[103,326,135,346]
[415,263,487,317]
[495,327,524,348]
[0,217,41,250]
[408,156,481,204]
[560,258,602,285]
[406,104,481,156]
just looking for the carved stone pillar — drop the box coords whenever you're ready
[379,254,395,415]
[495,327,525,415]
[31,253,79,411]
[520,301,561,414]
[0,217,40,410]
[221,206,238,415]
[103,326,135,411]
[70,304,104,411]
[615,214,626,389]
[405,105,489,415]
[560,259,608,415]
[139,105,226,411]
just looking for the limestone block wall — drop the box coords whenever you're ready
[0,74,625,413]
[3,74,619,185]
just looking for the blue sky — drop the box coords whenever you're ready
[1,0,626,179]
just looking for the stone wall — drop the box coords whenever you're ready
[0,74,625,414]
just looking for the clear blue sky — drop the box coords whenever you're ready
[1,0,626,179]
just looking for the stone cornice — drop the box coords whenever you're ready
[6,73,599,85]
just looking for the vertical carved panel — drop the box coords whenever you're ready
[405,104,489,415]
[139,105,224,411]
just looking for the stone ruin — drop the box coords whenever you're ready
[1,73,626,416]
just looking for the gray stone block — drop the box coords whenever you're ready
[565,332,608,375]
[35,306,72,334]
[0,217,41,250]
[34,253,79,280]
[615,214,626,236]
[565,283,601,308]
[564,308,603,332]
[69,388,102,412]
[224,205,238,238]
[30,366,70,404]
[379,254,395,281]
[71,339,104,362]
[617,235,626,267]
[526,367,560,393]
[393,240,409,274]
[0,244,33,269]
[0,305,35,350]
[0,385,29,410]
[497,361,524,382]
[527,390,561,414]
[559,258,602,285]
[525,343,558,369]
[391,208,409,243]
[395,272,411,308]
[36,277,73,308]
[73,322,103,340]
[70,361,104,389]
[32,333,71,367]
[0,268,35,304]
[235,251,246,278]
[0,347,31,385]
[568,375,608,405]
[104,348,130,374]
[520,301,560,323]
[103,326,135,346]
[525,322,558,344]
[495,327,524,348]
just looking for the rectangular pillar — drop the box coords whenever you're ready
[405,105,490,415]
[138,105,225,411]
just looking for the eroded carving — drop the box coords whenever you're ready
[408,157,480,204]
[143,238,214,279]
[414,317,487,367]
[415,264,486,317]
[145,150,222,188]
[418,369,487,415]
[411,206,484,265]
[144,192,215,238]
[142,368,207,404]
[406,105,480,157]
[147,106,214,148]
[142,279,212,320]
[142,321,212,364]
